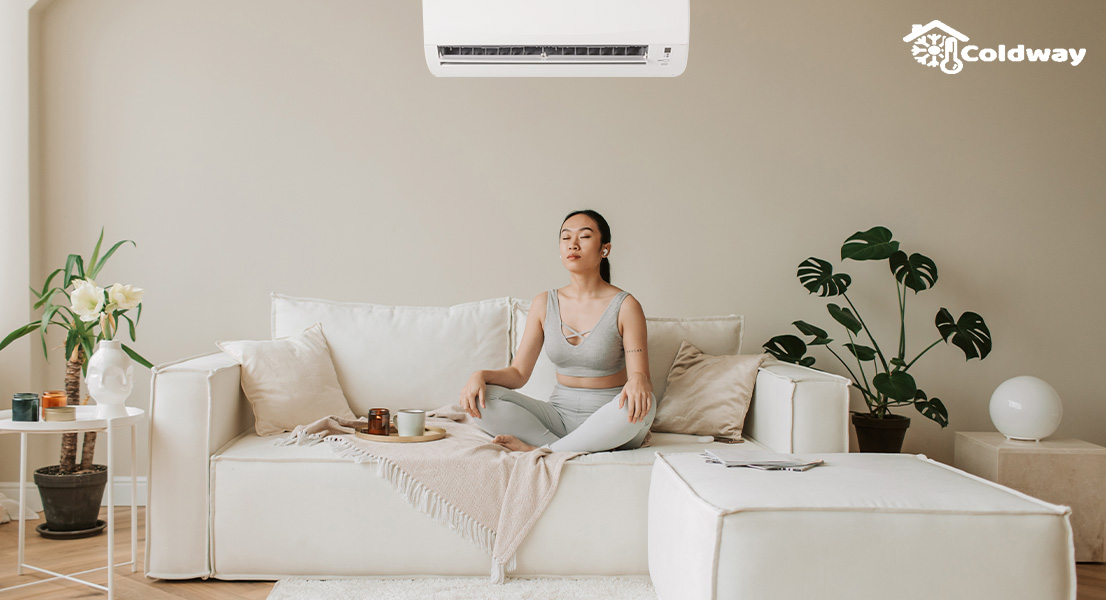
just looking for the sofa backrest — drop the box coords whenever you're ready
[510,299,744,402]
[272,294,512,414]
[271,294,744,415]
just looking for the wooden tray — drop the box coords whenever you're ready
[355,425,446,443]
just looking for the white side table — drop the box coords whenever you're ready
[954,431,1106,562]
[0,406,144,598]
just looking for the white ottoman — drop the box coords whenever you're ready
[648,452,1076,600]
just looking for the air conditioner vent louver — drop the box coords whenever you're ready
[438,45,649,64]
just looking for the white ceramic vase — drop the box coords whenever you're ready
[989,376,1062,442]
[86,339,135,419]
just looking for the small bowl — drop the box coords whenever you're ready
[44,406,76,422]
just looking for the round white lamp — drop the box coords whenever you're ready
[989,376,1062,442]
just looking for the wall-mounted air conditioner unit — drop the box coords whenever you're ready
[422,0,690,77]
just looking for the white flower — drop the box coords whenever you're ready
[70,280,105,322]
[107,283,144,311]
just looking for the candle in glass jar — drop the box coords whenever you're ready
[367,408,390,436]
[41,390,67,419]
[12,393,39,422]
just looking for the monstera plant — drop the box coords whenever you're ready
[763,226,991,452]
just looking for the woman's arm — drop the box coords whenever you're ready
[618,295,652,424]
[459,292,547,417]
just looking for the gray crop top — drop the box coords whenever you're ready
[543,289,630,378]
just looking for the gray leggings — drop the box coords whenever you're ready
[472,384,657,453]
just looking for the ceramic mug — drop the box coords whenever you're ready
[394,409,427,437]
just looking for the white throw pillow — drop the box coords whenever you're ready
[217,323,355,436]
[510,298,744,401]
[272,294,511,414]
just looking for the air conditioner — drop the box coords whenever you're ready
[422,0,690,77]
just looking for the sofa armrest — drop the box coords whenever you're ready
[146,351,251,579]
[744,360,850,454]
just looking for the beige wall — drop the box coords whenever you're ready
[2,0,1104,481]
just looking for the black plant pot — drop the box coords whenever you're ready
[33,464,108,538]
[851,413,911,453]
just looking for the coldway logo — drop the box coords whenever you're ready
[904,20,1087,75]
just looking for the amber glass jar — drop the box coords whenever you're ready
[40,390,67,418]
[367,408,390,436]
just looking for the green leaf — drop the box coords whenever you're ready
[0,322,40,352]
[90,239,136,279]
[935,308,992,360]
[65,328,79,364]
[827,303,862,335]
[39,302,61,356]
[841,226,900,261]
[763,335,811,366]
[890,251,938,293]
[793,320,832,345]
[63,254,80,288]
[33,287,63,310]
[121,344,153,369]
[79,336,95,375]
[121,314,138,342]
[797,258,851,297]
[913,389,949,428]
[890,357,908,369]
[88,227,105,279]
[873,371,917,401]
[844,343,877,362]
[37,269,63,299]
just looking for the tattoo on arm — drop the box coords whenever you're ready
[625,349,644,354]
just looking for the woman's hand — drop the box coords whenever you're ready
[618,374,652,424]
[459,371,487,419]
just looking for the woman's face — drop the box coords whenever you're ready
[560,214,609,273]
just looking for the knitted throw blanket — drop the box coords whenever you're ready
[279,405,583,582]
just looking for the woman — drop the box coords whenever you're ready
[460,210,656,453]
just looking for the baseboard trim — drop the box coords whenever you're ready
[0,477,148,512]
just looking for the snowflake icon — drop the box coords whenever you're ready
[912,33,946,68]
[903,21,970,75]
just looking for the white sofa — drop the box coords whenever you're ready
[145,294,850,580]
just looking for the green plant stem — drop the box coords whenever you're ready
[905,339,943,370]
[846,330,874,402]
[825,345,877,406]
[897,281,906,362]
[842,293,891,373]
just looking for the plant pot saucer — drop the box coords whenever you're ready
[35,519,106,540]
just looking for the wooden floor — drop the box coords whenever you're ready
[2,507,1105,598]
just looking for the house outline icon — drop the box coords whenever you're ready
[903,20,969,43]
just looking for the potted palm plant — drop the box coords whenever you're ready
[763,226,992,452]
[1,228,152,536]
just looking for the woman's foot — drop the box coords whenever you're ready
[493,435,538,452]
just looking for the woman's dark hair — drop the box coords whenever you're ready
[561,210,612,283]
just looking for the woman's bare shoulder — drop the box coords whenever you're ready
[617,292,644,319]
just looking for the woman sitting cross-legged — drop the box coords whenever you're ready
[459,209,656,453]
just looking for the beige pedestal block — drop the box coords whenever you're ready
[954,432,1106,562]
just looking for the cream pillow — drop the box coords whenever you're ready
[651,341,767,441]
[217,323,355,436]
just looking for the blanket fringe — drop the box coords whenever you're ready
[278,429,518,584]
[326,437,500,561]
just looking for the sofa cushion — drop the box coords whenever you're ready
[216,323,355,436]
[272,294,511,414]
[209,430,764,577]
[511,298,744,402]
[651,342,766,441]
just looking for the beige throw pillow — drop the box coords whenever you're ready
[217,322,355,436]
[651,341,767,441]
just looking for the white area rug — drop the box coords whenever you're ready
[267,576,657,599]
